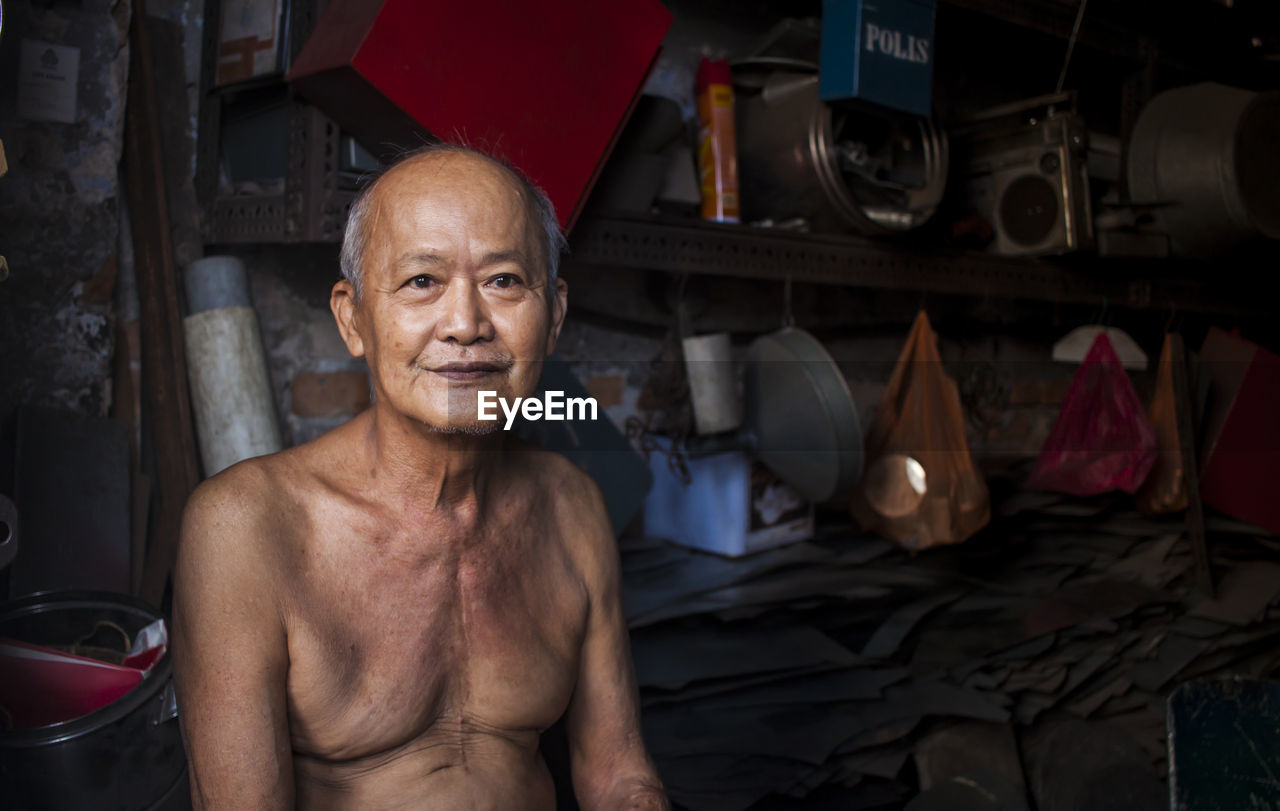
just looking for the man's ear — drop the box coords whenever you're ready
[545,277,568,357]
[331,280,366,358]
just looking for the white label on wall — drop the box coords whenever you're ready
[18,40,80,124]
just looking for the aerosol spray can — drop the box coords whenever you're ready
[696,58,740,223]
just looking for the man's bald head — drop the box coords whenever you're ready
[339,143,567,302]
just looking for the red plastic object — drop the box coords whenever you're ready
[1198,328,1280,534]
[695,57,733,94]
[0,638,144,729]
[1029,332,1157,496]
[286,0,673,232]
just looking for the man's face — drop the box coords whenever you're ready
[331,153,567,434]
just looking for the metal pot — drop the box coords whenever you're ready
[733,59,947,235]
[743,327,864,503]
[1127,82,1280,257]
[0,591,187,810]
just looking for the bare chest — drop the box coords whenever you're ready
[281,523,588,762]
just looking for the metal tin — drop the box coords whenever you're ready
[1128,82,1280,257]
[735,62,946,235]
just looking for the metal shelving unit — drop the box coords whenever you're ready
[200,102,355,244]
[567,214,1255,316]
[189,1,1261,321]
[196,0,355,244]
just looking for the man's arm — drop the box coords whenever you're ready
[172,469,294,810]
[564,476,669,811]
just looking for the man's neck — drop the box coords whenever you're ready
[359,404,506,519]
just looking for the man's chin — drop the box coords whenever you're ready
[423,418,504,437]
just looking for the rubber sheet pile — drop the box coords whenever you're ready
[623,471,1280,810]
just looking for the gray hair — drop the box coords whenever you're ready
[339,142,567,301]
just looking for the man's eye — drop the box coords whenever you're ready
[409,275,434,289]
[492,274,522,289]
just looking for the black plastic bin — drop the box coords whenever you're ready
[0,591,188,810]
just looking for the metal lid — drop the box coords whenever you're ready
[743,327,864,502]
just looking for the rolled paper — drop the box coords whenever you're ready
[183,306,283,476]
[184,255,252,314]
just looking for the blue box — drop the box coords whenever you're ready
[643,438,814,558]
[821,0,937,118]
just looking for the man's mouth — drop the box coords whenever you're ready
[428,361,506,382]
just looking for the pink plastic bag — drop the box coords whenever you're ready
[1029,332,1157,496]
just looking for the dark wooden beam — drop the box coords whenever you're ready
[123,0,201,608]
[1171,333,1213,598]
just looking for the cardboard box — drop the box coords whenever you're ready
[644,440,814,557]
[820,0,937,117]
[216,0,286,86]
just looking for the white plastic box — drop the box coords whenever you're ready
[643,440,814,557]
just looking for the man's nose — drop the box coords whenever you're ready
[435,281,494,344]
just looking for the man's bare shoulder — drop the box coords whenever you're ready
[187,413,367,518]
[179,421,350,566]
[511,444,607,523]
[188,440,296,512]
[178,454,290,575]
[510,444,616,577]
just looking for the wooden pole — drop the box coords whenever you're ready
[1170,333,1213,597]
[123,0,201,607]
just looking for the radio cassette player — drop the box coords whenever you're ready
[954,93,1094,257]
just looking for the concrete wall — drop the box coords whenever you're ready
[235,245,367,446]
[0,0,133,422]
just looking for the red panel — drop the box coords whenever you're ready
[0,638,144,728]
[1198,328,1280,535]
[288,0,672,231]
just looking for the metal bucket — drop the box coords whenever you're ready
[1127,83,1280,257]
[0,591,187,810]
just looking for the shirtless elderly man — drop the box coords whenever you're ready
[173,143,668,810]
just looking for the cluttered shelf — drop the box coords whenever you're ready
[194,0,1277,320]
[193,0,1280,324]
[566,213,1257,317]
[201,185,1260,319]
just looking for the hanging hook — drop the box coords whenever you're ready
[782,276,795,328]
[1087,294,1108,327]
[674,273,691,339]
